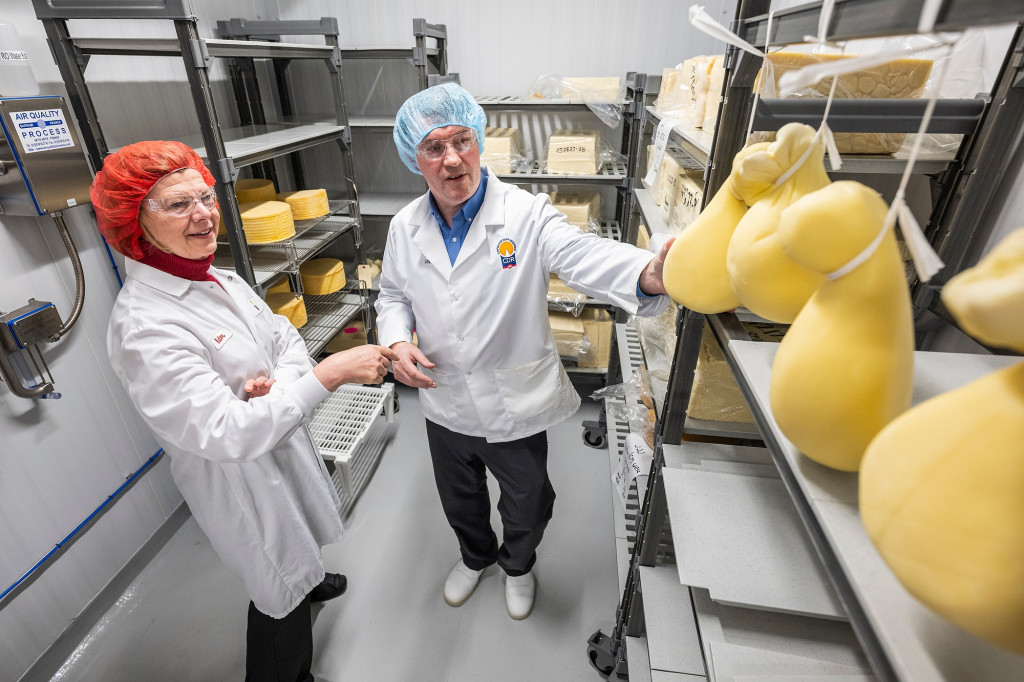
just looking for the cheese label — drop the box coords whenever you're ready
[497,238,517,269]
[211,326,233,350]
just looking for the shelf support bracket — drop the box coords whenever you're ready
[189,38,212,69]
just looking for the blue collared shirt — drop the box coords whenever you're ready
[427,171,489,265]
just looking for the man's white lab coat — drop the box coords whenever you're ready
[376,170,668,442]
[107,259,341,618]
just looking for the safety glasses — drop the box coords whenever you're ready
[144,187,218,217]
[416,131,477,161]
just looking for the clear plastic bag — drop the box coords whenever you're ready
[654,55,717,128]
[549,310,587,357]
[541,131,626,175]
[526,73,626,128]
[547,274,588,316]
[591,369,657,447]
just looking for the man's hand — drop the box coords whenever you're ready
[244,375,276,399]
[390,341,438,389]
[313,345,396,391]
[638,236,676,296]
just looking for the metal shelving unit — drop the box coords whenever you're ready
[590,2,1024,681]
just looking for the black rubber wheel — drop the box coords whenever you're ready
[583,429,607,449]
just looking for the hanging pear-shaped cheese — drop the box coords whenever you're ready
[663,142,770,313]
[769,181,913,471]
[859,362,1024,654]
[942,228,1024,353]
[727,123,831,323]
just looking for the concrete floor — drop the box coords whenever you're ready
[50,383,619,682]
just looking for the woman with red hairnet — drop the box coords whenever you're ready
[93,140,394,681]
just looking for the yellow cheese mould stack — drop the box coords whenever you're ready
[769,181,913,472]
[858,228,1024,655]
[238,200,295,243]
[277,189,330,220]
[300,258,346,295]
[266,292,307,329]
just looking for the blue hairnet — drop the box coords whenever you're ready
[393,82,487,175]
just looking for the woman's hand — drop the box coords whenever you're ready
[390,341,437,389]
[313,345,396,391]
[244,375,276,399]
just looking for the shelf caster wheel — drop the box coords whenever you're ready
[583,428,607,449]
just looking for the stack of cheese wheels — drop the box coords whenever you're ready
[265,278,291,295]
[300,258,346,295]
[235,178,277,203]
[277,189,330,220]
[238,201,295,243]
[266,292,307,328]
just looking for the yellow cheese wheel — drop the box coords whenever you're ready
[663,142,769,313]
[239,201,295,244]
[860,361,1024,654]
[300,258,347,295]
[277,189,330,220]
[265,278,291,295]
[769,181,913,471]
[942,228,1024,353]
[266,292,307,328]
[235,178,277,204]
[727,123,830,323]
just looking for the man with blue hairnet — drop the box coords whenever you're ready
[377,82,672,620]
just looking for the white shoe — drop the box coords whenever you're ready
[444,560,483,607]
[505,571,536,620]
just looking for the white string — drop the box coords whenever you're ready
[744,10,777,144]
[772,126,823,188]
[688,5,765,59]
[817,0,837,44]
[918,0,943,33]
[827,44,954,282]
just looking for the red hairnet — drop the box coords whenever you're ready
[89,140,216,260]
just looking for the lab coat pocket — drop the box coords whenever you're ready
[494,353,568,423]
[419,367,453,417]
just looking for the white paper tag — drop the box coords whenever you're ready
[613,433,654,508]
[643,117,679,188]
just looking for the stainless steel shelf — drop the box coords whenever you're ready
[348,116,396,130]
[476,94,629,109]
[725,339,1024,681]
[496,160,630,186]
[299,289,364,357]
[191,123,347,168]
[634,187,671,237]
[359,192,422,217]
[339,46,439,59]
[645,106,712,166]
[72,37,335,60]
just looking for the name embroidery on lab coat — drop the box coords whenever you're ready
[497,238,517,269]
[211,326,233,350]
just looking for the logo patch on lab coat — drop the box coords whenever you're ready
[497,238,517,269]
[211,326,233,349]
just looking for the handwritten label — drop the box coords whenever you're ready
[613,433,654,508]
[643,116,679,188]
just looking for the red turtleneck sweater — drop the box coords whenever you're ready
[138,242,222,287]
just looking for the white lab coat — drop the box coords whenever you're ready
[107,259,342,618]
[376,170,668,442]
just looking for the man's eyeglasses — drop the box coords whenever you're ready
[416,131,477,161]
[145,187,218,217]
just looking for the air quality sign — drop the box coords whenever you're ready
[9,109,74,154]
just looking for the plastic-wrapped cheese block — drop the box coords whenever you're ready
[266,292,307,328]
[656,55,714,127]
[550,191,600,231]
[238,200,295,243]
[770,181,913,471]
[577,309,613,369]
[277,189,330,220]
[700,56,725,132]
[763,51,932,153]
[688,324,755,423]
[942,228,1024,353]
[562,76,622,102]
[668,170,704,232]
[300,257,346,295]
[663,142,769,314]
[481,127,523,173]
[860,360,1024,654]
[325,320,367,353]
[548,311,585,359]
[653,152,681,207]
[235,178,277,204]
[547,130,599,174]
[727,123,830,323]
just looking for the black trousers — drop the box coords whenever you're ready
[425,419,556,576]
[245,596,313,682]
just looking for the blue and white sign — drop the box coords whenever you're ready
[8,108,74,154]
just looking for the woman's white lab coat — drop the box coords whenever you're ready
[376,170,667,442]
[107,259,342,618]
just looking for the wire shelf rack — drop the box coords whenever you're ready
[497,161,630,185]
[299,287,365,357]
